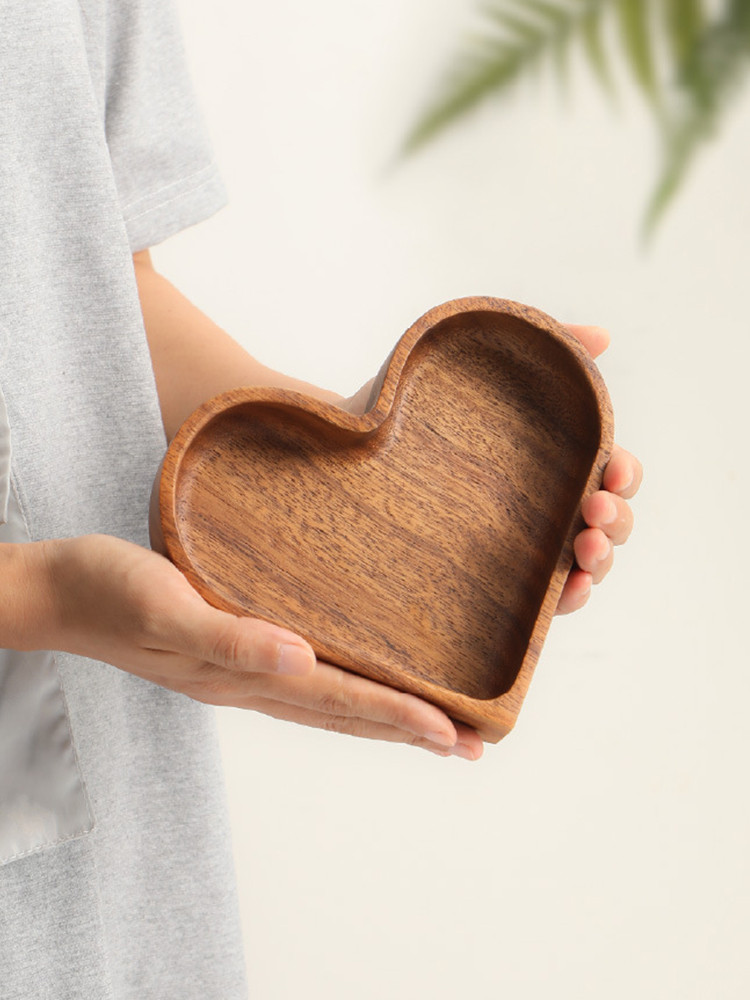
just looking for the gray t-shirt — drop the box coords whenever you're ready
[0,1,247,996]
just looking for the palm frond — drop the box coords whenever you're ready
[400,0,750,234]
[615,0,659,101]
[643,109,711,238]
[401,0,585,155]
[580,5,614,94]
[663,0,704,68]
[401,48,535,156]
[645,0,750,235]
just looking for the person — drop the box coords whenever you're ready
[0,0,642,996]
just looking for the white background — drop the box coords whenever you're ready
[158,2,750,997]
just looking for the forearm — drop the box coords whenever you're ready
[132,250,344,440]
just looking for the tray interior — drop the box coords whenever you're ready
[169,309,604,702]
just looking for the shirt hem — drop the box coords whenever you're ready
[124,164,228,252]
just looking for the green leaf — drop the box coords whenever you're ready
[399,0,750,238]
[481,6,542,44]
[401,42,531,155]
[644,2,750,237]
[401,0,583,155]
[580,5,615,95]
[552,34,571,90]
[642,109,708,238]
[512,0,572,26]
[503,0,576,89]
[662,0,704,69]
[615,0,658,101]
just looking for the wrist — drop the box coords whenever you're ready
[0,539,62,651]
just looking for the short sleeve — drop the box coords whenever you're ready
[103,0,227,252]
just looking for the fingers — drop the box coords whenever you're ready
[572,487,633,591]
[573,489,633,591]
[574,528,613,584]
[556,568,593,616]
[247,660,463,748]
[171,653,484,759]
[581,490,634,546]
[556,447,641,614]
[564,324,610,360]
[553,323,643,620]
[241,696,483,760]
[602,445,643,499]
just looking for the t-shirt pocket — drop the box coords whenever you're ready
[0,383,94,865]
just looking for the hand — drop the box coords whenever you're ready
[555,325,643,615]
[36,534,483,760]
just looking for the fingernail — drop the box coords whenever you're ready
[602,498,618,524]
[450,741,479,761]
[425,729,457,749]
[277,642,316,675]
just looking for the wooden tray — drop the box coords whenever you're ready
[151,298,613,742]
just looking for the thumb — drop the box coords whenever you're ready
[171,598,317,676]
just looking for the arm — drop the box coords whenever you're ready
[132,249,344,440]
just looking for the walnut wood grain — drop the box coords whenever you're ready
[151,298,614,742]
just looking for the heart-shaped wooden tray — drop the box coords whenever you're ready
[151,298,613,742]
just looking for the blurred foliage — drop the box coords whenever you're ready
[403,0,750,235]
